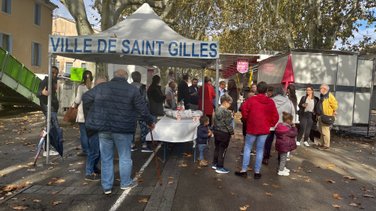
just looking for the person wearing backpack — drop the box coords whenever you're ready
[131,71,153,152]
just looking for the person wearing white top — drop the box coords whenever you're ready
[297,85,319,147]
[74,71,93,156]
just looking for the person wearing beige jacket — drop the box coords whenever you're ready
[74,71,93,156]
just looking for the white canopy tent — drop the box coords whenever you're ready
[44,3,220,163]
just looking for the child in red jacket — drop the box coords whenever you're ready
[275,112,298,176]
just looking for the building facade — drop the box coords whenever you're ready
[52,16,96,76]
[0,0,56,74]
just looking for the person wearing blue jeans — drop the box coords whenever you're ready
[83,69,155,195]
[235,82,279,179]
[99,132,133,190]
[84,132,100,181]
[196,116,211,167]
[240,134,268,174]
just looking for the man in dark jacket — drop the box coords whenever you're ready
[188,78,199,110]
[82,69,155,195]
[37,66,61,156]
[178,74,190,109]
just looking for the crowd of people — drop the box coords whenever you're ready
[37,67,338,194]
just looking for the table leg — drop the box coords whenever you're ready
[163,143,167,163]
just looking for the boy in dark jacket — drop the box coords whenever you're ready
[275,112,298,176]
[196,116,212,167]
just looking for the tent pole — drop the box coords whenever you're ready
[215,59,219,108]
[201,68,205,112]
[367,58,376,137]
[46,54,53,164]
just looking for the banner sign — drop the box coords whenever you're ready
[237,59,249,73]
[49,36,219,59]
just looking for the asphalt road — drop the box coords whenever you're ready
[0,111,375,211]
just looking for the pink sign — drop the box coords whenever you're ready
[237,60,249,73]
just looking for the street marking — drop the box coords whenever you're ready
[109,144,162,211]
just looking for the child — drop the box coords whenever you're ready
[196,116,212,167]
[212,94,234,174]
[275,112,298,176]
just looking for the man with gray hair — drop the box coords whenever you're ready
[83,69,155,194]
[316,83,338,149]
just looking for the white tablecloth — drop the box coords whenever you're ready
[146,116,200,143]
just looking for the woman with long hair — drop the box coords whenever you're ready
[297,85,319,146]
[74,70,93,156]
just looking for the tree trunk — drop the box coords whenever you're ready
[60,0,94,35]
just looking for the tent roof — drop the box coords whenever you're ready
[50,3,217,68]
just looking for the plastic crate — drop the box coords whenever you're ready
[23,67,35,91]
[3,55,22,80]
[0,48,7,71]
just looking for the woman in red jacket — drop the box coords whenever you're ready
[235,82,279,179]
[198,77,216,126]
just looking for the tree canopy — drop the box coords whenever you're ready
[59,0,375,53]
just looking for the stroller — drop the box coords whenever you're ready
[33,124,63,166]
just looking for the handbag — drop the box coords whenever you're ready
[320,115,335,125]
[63,106,77,123]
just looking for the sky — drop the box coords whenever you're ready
[51,1,375,50]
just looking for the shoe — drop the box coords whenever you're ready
[43,150,59,157]
[121,182,136,191]
[131,145,137,152]
[234,171,247,178]
[303,141,310,147]
[141,146,153,153]
[250,151,256,156]
[262,159,269,165]
[104,190,112,195]
[278,170,290,176]
[254,173,262,179]
[85,173,100,181]
[284,167,290,173]
[94,168,101,175]
[296,141,301,146]
[216,167,230,174]
[211,164,217,170]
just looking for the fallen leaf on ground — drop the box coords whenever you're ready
[343,176,356,180]
[363,194,375,198]
[216,178,222,182]
[47,178,65,185]
[52,201,62,206]
[33,199,41,203]
[239,204,250,211]
[168,177,174,184]
[178,163,188,168]
[332,204,341,208]
[326,179,336,184]
[265,192,272,197]
[349,202,359,207]
[182,153,192,158]
[137,178,144,184]
[333,193,343,200]
[138,198,148,203]
[326,163,336,169]
[262,183,269,186]
[12,205,28,210]
[272,184,280,189]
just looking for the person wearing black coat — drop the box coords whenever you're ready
[178,74,190,109]
[297,85,319,146]
[147,75,166,117]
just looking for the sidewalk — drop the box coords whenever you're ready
[0,111,376,210]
